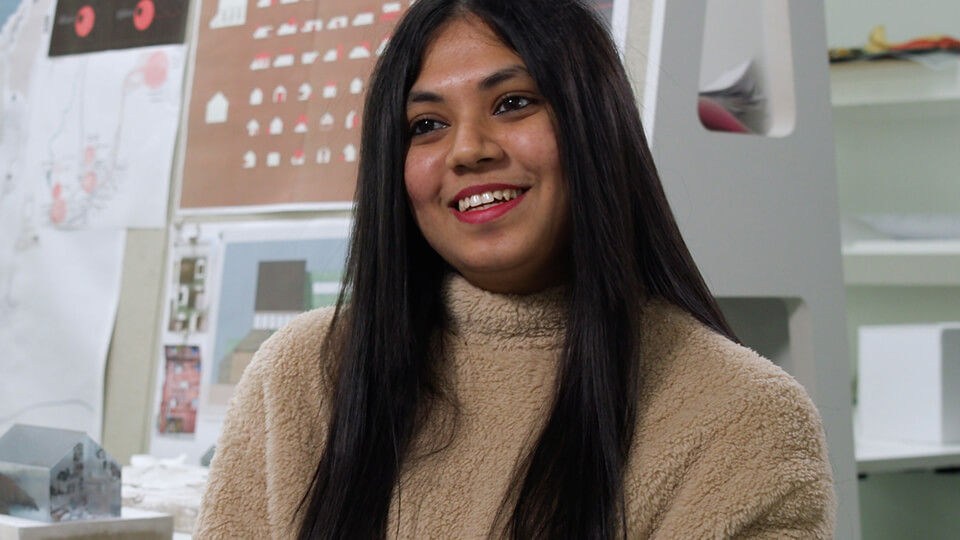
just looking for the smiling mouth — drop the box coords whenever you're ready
[456,188,526,212]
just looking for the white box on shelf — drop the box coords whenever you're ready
[858,323,960,444]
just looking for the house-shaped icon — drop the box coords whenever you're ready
[273,52,295,68]
[250,87,264,105]
[382,2,402,22]
[252,25,272,39]
[350,78,364,95]
[210,0,248,29]
[319,113,334,130]
[348,43,371,59]
[273,85,287,103]
[327,16,349,30]
[269,117,283,135]
[298,83,312,101]
[322,83,337,99]
[294,114,308,133]
[277,19,297,36]
[0,424,121,522]
[266,152,280,167]
[353,12,374,26]
[345,110,358,129]
[316,147,332,164]
[247,119,260,136]
[301,19,323,32]
[243,151,256,168]
[342,144,357,163]
[205,92,229,124]
[291,149,305,166]
[250,52,271,70]
[301,51,319,64]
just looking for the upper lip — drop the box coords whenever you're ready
[449,183,528,207]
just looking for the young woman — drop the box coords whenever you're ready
[195,1,836,538]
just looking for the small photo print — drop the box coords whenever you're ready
[168,256,208,332]
[158,345,202,435]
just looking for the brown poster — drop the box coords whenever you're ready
[178,0,405,210]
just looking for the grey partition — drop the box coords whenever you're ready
[628,0,861,538]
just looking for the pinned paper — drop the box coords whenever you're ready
[350,78,363,94]
[243,151,256,168]
[251,52,271,70]
[316,147,332,164]
[322,83,337,99]
[266,152,281,167]
[273,53,295,67]
[250,88,264,105]
[277,20,298,36]
[328,16,348,30]
[342,144,357,163]
[301,51,319,64]
[302,19,323,32]
[247,119,260,136]
[353,12,375,26]
[291,149,305,165]
[319,113,335,130]
[273,85,287,103]
[253,25,272,39]
[298,83,312,101]
[323,46,341,62]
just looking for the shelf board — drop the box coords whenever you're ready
[843,240,960,286]
[857,436,960,475]
[830,58,960,118]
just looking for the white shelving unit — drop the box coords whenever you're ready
[831,58,960,119]
[855,410,960,474]
[843,240,960,286]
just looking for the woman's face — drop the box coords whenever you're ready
[404,17,570,294]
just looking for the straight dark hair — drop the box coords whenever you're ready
[296,0,736,538]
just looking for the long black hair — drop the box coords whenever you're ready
[296,1,736,538]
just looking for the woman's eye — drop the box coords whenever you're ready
[494,95,534,114]
[410,118,446,136]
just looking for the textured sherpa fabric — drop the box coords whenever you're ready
[195,274,836,539]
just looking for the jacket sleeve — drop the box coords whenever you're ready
[193,358,271,539]
[653,366,837,540]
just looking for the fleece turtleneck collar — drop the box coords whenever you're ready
[439,273,569,350]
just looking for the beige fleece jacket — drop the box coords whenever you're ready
[195,275,836,539]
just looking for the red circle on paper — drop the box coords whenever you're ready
[133,0,155,31]
[143,51,168,89]
[82,172,97,193]
[75,6,95,38]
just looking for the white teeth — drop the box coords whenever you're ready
[457,188,523,212]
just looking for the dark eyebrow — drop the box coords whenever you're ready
[406,65,531,105]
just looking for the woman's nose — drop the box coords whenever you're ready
[445,121,504,170]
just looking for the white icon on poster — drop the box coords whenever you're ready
[353,12,375,26]
[298,83,312,101]
[273,53,295,67]
[319,113,334,130]
[205,92,229,124]
[302,19,323,32]
[253,25,272,39]
[294,114,309,133]
[251,53,271,70]
[382,3,402,22]
[316,148,332,164]
[243,151,256,168]
[345,110,358,129]
[350,78,363,94]
[273,85,287,103]
[250,88,264,105]
[342,144,357,163]
[277,19,297,36]
[327,16,348,30]
[210,0,248,29]
[266,152,281,167]
[377,37,390,56]
[323,47,340,62]
[269,117,284,135]
[301,51,319,64]
[256,0,271,8]
[348,43,371,59]
[247,119,260,136]
[322,83,337,99]
[291,149,305,165]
